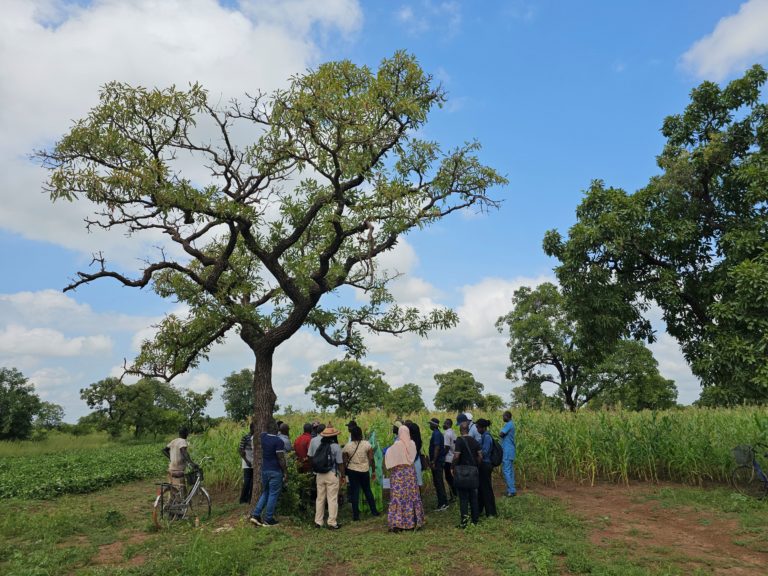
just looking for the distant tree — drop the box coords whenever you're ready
[80,377,189,437]
[221,369,255,422]
[306,359,390,416]
[180,388,214,432]
[478,393,504,412]
[510,381,561,410]
[34,401,65,430]
[384,383,426,415]
[586,341,678,411]
[433,369,484,412]
[543,65,768,404]
[0,367,42,440]
[497,283,675,411]
[80,377,128,437]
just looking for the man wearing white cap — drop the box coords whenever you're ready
[457,412,482,443]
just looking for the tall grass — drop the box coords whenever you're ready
[193,407,768,491]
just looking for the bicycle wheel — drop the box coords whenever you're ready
[731,466,767,499]
[188,486,212,522]
[152,484,185,528]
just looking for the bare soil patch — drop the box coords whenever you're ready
[530,481,768,575]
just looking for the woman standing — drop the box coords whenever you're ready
[384,425,425,532]
[343,426,380,521]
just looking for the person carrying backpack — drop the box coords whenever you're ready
[475,419,497,517]
[309,425,345,529]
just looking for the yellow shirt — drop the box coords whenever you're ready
[342,440,372,473]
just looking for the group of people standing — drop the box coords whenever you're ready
[237,410,516,531]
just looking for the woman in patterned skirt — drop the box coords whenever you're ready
[384,425,425,531]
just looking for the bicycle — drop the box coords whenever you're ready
[152,456,212,528]
[731,443,768,500]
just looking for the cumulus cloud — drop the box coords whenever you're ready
[681,0,768,80]
[0,324,112,357]
[0,0,362,265]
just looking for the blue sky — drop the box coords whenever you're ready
[1,0,766,421]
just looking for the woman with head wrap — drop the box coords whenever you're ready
[384,425,425,532]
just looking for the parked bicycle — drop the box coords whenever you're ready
[153,456,212,528]
[731,443,768,500]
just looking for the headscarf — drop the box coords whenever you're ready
[384,425,417,469]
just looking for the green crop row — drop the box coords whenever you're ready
[2,407,766,501]
[196,406,768,491]
[0,443,166,499]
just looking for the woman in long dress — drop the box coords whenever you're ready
[384,425,425,531]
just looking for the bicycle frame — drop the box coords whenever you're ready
[156,472,203,519]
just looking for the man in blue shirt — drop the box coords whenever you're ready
[249,421,287,527]
[427,417,449,511]
[500,410,517,497]
[457,412,482,443]
[476,419,497,517]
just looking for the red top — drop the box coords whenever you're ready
[293,432,312,461]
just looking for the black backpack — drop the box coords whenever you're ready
[311,442,335,473]
[490,437,503,467]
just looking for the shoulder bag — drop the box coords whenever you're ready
[453,437,479,490]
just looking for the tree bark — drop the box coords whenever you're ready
[250,348,277,502]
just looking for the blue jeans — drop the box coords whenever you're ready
[502,458,516,495]
[251,470,283,521]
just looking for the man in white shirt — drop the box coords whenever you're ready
[442,418,457,501]
[163,427,197,487]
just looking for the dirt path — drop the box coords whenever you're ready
[530,481,768,575]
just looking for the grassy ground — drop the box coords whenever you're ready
[1,477,767,576]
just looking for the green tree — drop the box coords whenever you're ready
[478,393,504,412]
[585,341,678,411]
[80,377,187,437]
[34,401,65,430]
[0,367,42,440]
[433,369,484,412]
[496,283,675,411]
[38,51,505,483]
[543,65,768,404]
[180,388,214,432]
[510,381,560,410]
[221,369,255,422]
[306,359,390,416]
[384,383,426,415]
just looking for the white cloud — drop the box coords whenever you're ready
[0,0,362,265]
[395,1,462,36]
[0,324,112,357]
[457,275,552,339]
[681,0,768,80]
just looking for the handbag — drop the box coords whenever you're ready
[453,438,479,490]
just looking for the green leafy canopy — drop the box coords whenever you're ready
[38,52,506,424]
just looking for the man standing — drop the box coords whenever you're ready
[500,410,517,497]
[452,421,481,528]
[427,417,449,511]
[293,423,313,472]
[443,418,457,501]
[457,412,482,443]
[310,426,346,529]
[277,422,292,453]
[238,423,255,504]
[476,419,497,517]
[308,423,325,455]
[249,421,287,527]
[163,427,197,488]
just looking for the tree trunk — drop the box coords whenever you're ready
[250,348,277,502]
